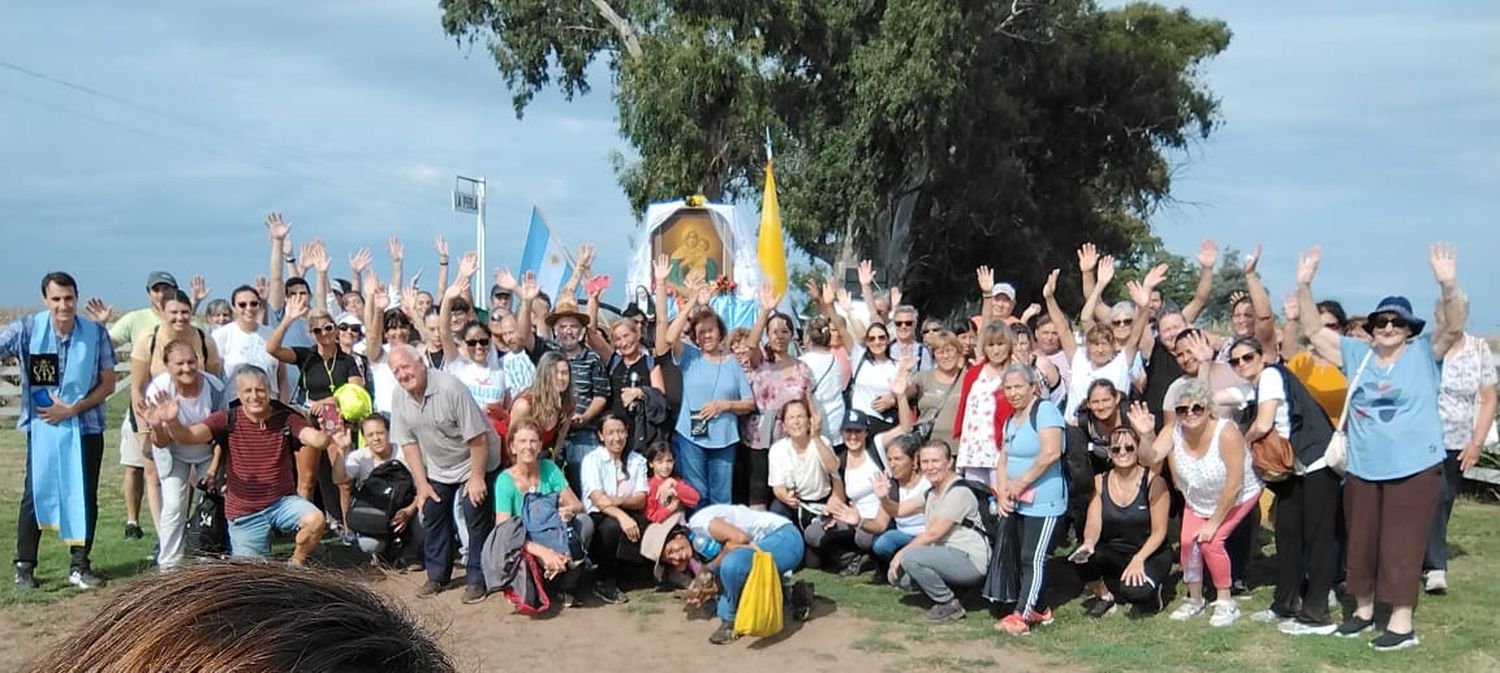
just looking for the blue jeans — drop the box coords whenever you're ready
[716,523,803,622]
[673,433,735,508]
[228,495,320,557]
[872,529,914,560]
[563,429,600,496]
[421,473,497,586]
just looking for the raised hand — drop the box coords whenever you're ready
[368,273,388,308]
[434,234,448,258]
[400,286,419,315]
[386,234,403,262]
[803,278,822,306]
[1281,292,1300,322]
[265,212,290,241]
[1096,256,1116,288]
[1196,239,1218,269]
[1242,243,1263,275]
[835,287,854,312]
[1042,268,1059,300]
[1126,402,1155,436]
[519,271,540,300]
[284,293,310,321]
[576,243,596,270]
[857,259,875,286]
[975,265,995,293]
[820,278,836,307]
[494,268,517,292]
[147,390,181,426]
[1019,303,1042,324]
[870,470,892,500]
[889,286,903,309]
[348,247,372,276]
[1126,280,1151,307]
[1295,246,1321,286]
[1180,330,1214,361]
[444,271,471,301]
[252,275,269,300]
[457,250,479,281]
[297,240,317,273]
[307,240,331,273]
[189,275,210,303]
[83,298,113,324]
[1429,242,1457,286]
[1228,290,1247,308]
[652,254,671,285]
[1143,262,1168,290]
[1077,243,1099,273]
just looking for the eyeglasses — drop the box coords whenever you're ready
[1174,403,1207,417]
[1109,444,1136,455]
[1230,351,1258,365]
[235,300,260,309]
[310,324,336,335]
[464,339,490,347]
[1368,314,1409,330]
[338,324,362,333]
[1110,318,1134,327]
[893,320,915,327]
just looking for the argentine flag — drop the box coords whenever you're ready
[518,207,574,299]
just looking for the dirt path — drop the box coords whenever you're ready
[0,567,1080,673]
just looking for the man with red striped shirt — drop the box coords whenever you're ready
[144,364,329,564]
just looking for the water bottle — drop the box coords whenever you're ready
[690,530,722,560]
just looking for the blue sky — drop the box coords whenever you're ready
[2,1,1497,328]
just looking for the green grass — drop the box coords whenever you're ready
[798,495,1500,673]
[0,394,154,605]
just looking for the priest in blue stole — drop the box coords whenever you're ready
[1,272,117,590]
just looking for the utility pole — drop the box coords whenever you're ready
[454,175,486,293]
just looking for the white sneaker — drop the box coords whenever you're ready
[1209,601,1241,627]
[1424,570,1447,594]
[1280,619,1338,636]
[1170,598,1206,621]
[1249,608,1282,623]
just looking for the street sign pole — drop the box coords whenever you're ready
[453,175,486,297]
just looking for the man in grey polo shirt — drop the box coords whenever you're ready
[388,344,502,604]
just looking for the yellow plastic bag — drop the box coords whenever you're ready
[732,548,783,637]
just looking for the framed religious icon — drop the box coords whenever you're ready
[653,207,732,296]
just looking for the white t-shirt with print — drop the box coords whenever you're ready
[213,322,281,397]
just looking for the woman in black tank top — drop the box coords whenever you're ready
[1073,421,1173,616]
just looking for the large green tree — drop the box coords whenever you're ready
[441,0,1230,317]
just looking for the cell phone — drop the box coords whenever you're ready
[1068,547,1093,564]
[1015,486,1037,504]
[690,410,709,438]
[31,389,53,408]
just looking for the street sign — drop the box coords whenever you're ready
[453,177,480,214]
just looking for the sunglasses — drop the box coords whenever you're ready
[922,327,942,334]
[235,300,260,309]
[1174,403,1207,417]
[1110,318,1134,327]
[1109,444,1137,455]
[867,335,889,342]
[1230,351,1258,365]
[1368,314,1409,330]
[311,324,336,335]
[893,320,915,327]
[464,339,489,347]
[338,324,362,333]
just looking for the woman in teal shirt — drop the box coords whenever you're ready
[987,363,1066,636]
[1293,243,1465,651]
[495,419,591,598]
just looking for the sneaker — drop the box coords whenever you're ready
[593,583,629,605]
[994,612,1030,635]
[67,568,105,590]
[926,598,965,623]
[1370,630,1420,652]
[416,580,443,597]
[1230,580,1251,599]
[1424,570,1447,595]
[839,554,874,577]
[1209,601,1241,627]
[13,563,37,589]
[1250,608,1285,624]
[338,528,359,547]
[1280,618,1338,636]
[124,522,144,540]
[1335,615,1375,638]
[462,583,488,604]
[1026,607,1054,626]
[1085,596,1117,619]
[1170,598,1206,621]
[790,580,815,621]
[709,620,739,645]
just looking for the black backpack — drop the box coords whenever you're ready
[346,460,415,537]
[948,479,1003,542]
[190,401,297,557]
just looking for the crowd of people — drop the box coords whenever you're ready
[4,212,1490,652]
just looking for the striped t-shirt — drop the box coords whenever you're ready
[204,408,307,518]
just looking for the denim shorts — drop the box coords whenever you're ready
[228,495,320,557]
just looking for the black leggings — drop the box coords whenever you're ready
[1077,542,1174,607]
[590,510,649,586]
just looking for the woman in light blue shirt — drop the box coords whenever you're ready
[659,282,755,508]
[1293,243,1465,651]
[986,363,1066,636]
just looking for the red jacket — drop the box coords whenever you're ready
[950,363,1014,448]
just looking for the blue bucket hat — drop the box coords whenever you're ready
[1365,295,1425,336]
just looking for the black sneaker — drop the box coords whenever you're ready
[124,522,143,540]
[13,563,37,589]
[67,567,105,590]
[839,554,874,577]
[926,598,965,622]
[1086,595,1118,619]
[461,583,488,604]
[1370,630,1420,652]
[709,620,739,645]
[593,583,629,605]
[416,580,443,597]
[790,580,815,621]
[1335,615,1375,638]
